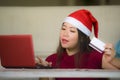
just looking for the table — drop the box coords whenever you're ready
[0,68,120,79]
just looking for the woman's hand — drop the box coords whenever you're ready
[35,56,52,67]
[103,43,116,63]
[102,43,118,70]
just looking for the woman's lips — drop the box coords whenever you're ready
[61,39,69,44]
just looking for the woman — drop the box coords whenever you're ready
[37,9,118,80]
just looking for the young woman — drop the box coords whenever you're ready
[37,9,118,80]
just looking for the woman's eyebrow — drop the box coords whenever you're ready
[62,24,76,29]
[62,24,66,27]
[70,27,76,29]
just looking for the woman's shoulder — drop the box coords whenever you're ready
[85,50,103,68]
[87,50,103,63]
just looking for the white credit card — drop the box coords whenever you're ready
[89,37,105,53]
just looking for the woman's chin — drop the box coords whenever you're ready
[61,45,69,48]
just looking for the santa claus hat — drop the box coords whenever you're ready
[63,9,98,38]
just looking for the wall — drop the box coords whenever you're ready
[0,6,120,57]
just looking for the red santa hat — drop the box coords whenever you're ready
[63,9,98,38]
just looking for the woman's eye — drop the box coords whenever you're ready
[70,30,76,33]
[61,27,66,30]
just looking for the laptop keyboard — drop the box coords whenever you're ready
[35,64,53,69]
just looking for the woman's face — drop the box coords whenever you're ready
[60,22,79,49]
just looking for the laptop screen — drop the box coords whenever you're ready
[0,34,36,68]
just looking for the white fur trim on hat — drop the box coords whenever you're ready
[63,17,91,36]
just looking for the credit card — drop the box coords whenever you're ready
[89,37,105,53]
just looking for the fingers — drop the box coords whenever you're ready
[48,62,52,67]
[104,43,115,54]
[35,57,40,64]
[35,56,52,67]
[104,43,113,50]
[104,48,112,54]
[36,56,43,63]
[104,43,116,61]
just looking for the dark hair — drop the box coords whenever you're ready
[55,29,92,68]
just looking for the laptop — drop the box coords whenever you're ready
[0,34,51,69]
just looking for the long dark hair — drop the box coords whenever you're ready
[56,29,92,68]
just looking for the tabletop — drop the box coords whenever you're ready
[0,68,120,79]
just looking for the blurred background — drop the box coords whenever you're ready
[0,0,120,6]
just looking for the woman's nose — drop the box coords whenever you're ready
[63,30,69,37]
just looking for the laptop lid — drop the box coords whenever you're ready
[0,34,36,68]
